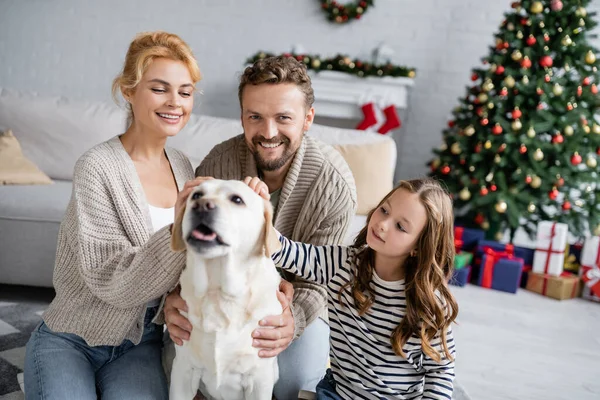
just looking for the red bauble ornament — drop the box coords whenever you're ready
[496,65,505,75]
[460,158,466,165]
[480,187,489,196]
[525,175,533,184]
[448,120,455,128]
[544,75,551,83]
[583,77,592,86]
[540,56,554,68]
[549,189,559,200]
[474,213,485,225]
[552,134,564,144]
[520,145,527,154]
[520,17,529,25]
[557,178,565,186]
[441,165,451,175]
[526,35,537,46]
[544,33,550,42]
[567,103,574,111]
[295,55,304,61]
[578,86,583,96]
[471,73,478,81]
[521,58,532,68]
[597,147,600,155]
[476,107,484,116]
[571,153,582,165]
[551,0,563,11]
[491,184,498,192]
[592,84,599,94]
[481,118,489,126]
[500,88,509,96]
[492,124,503,135]
[512,108,522,119]
[562,201,571,210]
[536,88,544,95]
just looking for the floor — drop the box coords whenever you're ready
[451,284,600,400]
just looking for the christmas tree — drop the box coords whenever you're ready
[430,0,600,241]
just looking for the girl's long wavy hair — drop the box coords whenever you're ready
[339,178,458,362]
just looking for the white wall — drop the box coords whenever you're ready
[1,0,600,177]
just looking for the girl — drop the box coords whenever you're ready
[24,31,206,399]
[251,177,458,399]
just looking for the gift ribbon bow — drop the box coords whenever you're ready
[535,222,564,274]
[454,227,464,252]
[480,247,519,289]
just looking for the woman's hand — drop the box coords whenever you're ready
[175,176,213,220]
[164,286,192,346]
[252,280,295,358]
[243,176,270,200]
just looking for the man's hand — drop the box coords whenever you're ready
[164,286,192,346]
[252,280,295,358]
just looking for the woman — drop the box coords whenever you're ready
[24,31,205,399]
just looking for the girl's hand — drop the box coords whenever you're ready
[243,176,270,200]
[175,176,213,219]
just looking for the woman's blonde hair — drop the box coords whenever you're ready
[341,177,458,362]
[111,31,201,121]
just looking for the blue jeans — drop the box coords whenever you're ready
[316,369,342,400]
[24,306,167,400]
[273,318,330,400]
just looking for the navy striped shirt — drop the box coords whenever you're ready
[272,235,455,400]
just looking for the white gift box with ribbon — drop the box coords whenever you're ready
[532,221,568,276]
[580,236,600,301]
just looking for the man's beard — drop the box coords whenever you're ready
[251,136,296,172]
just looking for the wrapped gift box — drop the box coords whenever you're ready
[526,271,581,300]
[472,241,531,285]
[532,221,568,276]
[450,265,471,287]
[580,265,600,302]
[454,226,485,252]
[477,248,524,294]
[454,252,473,270]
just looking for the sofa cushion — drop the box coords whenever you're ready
[0,88,127,180]
[333,140,395,215]
[0,130,53,185]
[0,179,72,222]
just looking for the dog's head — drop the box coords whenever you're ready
[171,179,280,259]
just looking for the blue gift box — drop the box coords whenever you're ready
[475,240,534,266]
[477,252,524,294]
[454,226,485,252]
[450,265,471,287]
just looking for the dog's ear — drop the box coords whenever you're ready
[263,199,281,257]
[171,201,187,252]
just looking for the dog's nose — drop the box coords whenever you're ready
[194,199,216,211]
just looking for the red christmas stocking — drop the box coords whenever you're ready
[377,105,402,134]
[356,102,378,130]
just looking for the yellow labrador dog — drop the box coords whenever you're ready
[170,179,282,400]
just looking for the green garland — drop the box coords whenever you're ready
[246,52,416,79]
[320,0,374,23]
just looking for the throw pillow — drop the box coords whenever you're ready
[0,130,53,185]
[334,141,394,215]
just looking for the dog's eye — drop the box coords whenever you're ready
[230,195,245,205]
[191,191,203,200]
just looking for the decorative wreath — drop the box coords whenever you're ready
[247,51,416,79]
[320,0,374,24]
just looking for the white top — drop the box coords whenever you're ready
[148,204,175,233]
[272,235,455,400]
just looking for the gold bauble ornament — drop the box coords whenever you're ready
[562,35,573,46]
[587,157,598,168]
[511,50,523,61]
[575,199,584,207]
[469,166,475,172]
[494,154,502,164]
[495,231,504,241]
[408,70,416,78]
[530,1,543,14]
[485,172,494,182]
[527,203,536,213]
[481,221,490,230]
[522,75,530,84]
[478,93,489,102]
[440,143,447,151]
[431,158,441,168]
[564,126,574,136]
[490,64,497,73]
[553,84,564,95]
[576,7,588,17]
[482,80,494,92]
[584,125,591,134]
[495,200,508,213]
[593,124,600,134]
[464,125,475,136]
[586,51,597,65]
[459,188,471,201]
[508,23,515,31]
[527,127,536,138]
[311,59,321,68]
[487,102,495,109]
[516,31,523,39]
[451,142,462,155]
[533,148,544,161]
[580,18,586,27]
[504,76,516,88]
[512,120,522,130]
[531,175,542,188]
[484,140,492,149]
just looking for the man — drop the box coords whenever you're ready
[164,55,357,399]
